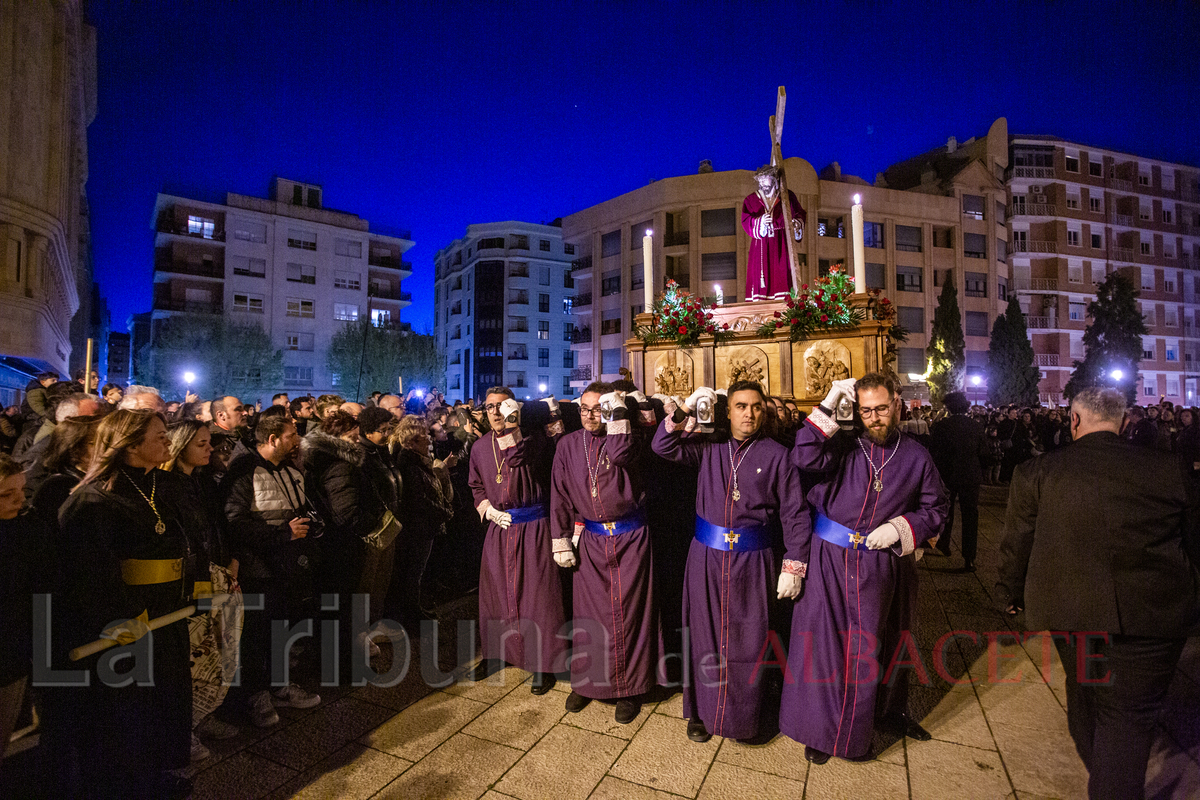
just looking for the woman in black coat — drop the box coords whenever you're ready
[387,415,454,632]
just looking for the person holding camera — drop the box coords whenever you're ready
[221,414,321,728]
[550,382,660,724]
[651,381,810,743]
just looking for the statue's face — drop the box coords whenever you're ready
[756,174,777,194]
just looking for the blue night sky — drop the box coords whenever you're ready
[86,1,1200,333]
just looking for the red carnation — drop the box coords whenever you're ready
[774,320,782,328]
[678,325,687,334]
[816,301,825,310]
[821,314,829,322]
[802,284,808,290]
[773,310,782,318]
[881,298,891,305]
[786,298,795,308]
[790,317,799,325]
[722,322,730,330]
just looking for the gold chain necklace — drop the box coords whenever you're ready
[123,470,166,534]
[491,434,505,484]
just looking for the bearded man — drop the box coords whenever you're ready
[780,372,947,764]
[651,381,810,743]
[550,382,661,724]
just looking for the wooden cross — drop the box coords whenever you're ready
[769,86,803,291]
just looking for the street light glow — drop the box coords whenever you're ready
[538,383,547,393]
[1111,369,1124,381]
[183,371,196,384]
[970,375,982,386]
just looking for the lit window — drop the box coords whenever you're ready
[187,215,215,239]
[334,303,359,321]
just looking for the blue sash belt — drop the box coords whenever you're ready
[506,504,548,524]
[694,517,772,552]
[582,510,646,537]
[814,512,871,551]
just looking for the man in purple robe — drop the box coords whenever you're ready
[468,387,567,694]
[781,372,948,764]
[652,381,811,743]
[743,164,805,302]
[551,382,661,723]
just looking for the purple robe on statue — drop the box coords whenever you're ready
[779,407,947,758]
[743,189,805,302]
[551,421,662,700]
[652,417,811,739]
[469,429,568,674]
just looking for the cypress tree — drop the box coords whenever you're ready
[986,297,1040,406]
[926,272,966,408]
[1065,272,1147,405]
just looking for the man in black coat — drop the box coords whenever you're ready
[929,391,987,570]
[997,386,1200,800]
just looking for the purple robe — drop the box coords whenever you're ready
[652,417,811,738]
[550,423,662,699]
[743,189,805,302]
[779,407,948,758]
[469,429,568,674]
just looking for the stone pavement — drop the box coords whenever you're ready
[7,486,1199,798]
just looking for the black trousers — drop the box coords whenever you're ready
[1055,633,1185,800]
[937,483,979,563]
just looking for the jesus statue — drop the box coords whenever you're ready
[742,164,805,302]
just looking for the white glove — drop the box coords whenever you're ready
[572,397,581,405]
[776,572,803,600]
[822,378,857,411]
[485,506,513,529]
[545,395,559,413]
[599,390,627,418]
[866,522,900,550]
[498,398,521,426]
[630,390,649,406]
[554,551,578,568]
[715,388,728,397]
[651,393,668,404]
[684,387,717,414]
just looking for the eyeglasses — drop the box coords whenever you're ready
[580,405,602,417]
[484,403,504,413]
[859,404,893,419]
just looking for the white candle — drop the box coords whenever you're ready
[642,229,654,310]
[714,284,724,305]
[851,194,865,294]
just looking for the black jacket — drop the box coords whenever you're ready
[998,430,1200,637]
[0,512,53,684]
[362,439,403,514]
[929,413,987,488]
[301,430,385,542]
[392,447,453,541]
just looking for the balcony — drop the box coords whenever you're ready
[508,351,529,361]
[572,327,592,344]
[368,255,413,274]
[1111,247,1134,262]
[1012,166,1055,179]
[1110,213,1133,227]
[1008,204,1056,217]
[1035,354,1060,367]
[449,303,462,316]
[368,286,409,301]
[570,365,593,381]
[573,292,592,308]
[156,221,226,242]
[1183,255,1199,270]
[155,259,225,280]
[508,292,529,305]
[1027,316,1052,329]
[153,297,223,314]
[570,256,592,273]
[665,231,690,247]
[1109,178,1134,192]
[509,321,528,333]
[1013,278,1059,292]
[1011,240,1058,254]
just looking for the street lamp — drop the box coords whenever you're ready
[538,383,547,394]
[1111,369,1125,381]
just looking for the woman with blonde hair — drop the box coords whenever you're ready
[387,415,454,630]
[52,410,195,799]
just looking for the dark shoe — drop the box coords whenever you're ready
[467,659,500,682]
[687,718,711,743]
[962,560,976,573]
[530,672,556,696]
[805,745,831,764]
[615,697,642,724]
[565,691,591,713]
[881,712,932,741]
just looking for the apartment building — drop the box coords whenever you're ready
[150,178,413,393]
[562,122,1011,399]
[433,222,577,402]
[1005,135,1200,405]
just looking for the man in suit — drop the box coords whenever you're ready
[929,391,987,571]
[997,386,1200,800]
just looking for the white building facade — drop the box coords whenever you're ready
[433,222,577,402]
[151,178,413,394]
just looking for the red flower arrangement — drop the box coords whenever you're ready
[634,279,733,347]
[756,264,869,342]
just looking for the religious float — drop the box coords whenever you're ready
[622,87,903,411]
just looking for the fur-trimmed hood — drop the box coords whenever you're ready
[301,429,365,467]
